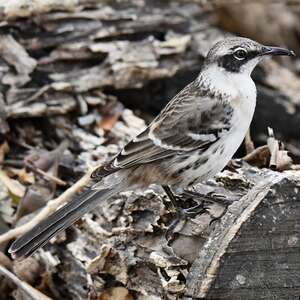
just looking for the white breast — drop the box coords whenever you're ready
[178,67,257,186]
[206,70,257,176]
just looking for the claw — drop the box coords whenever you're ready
[162,185,221,243]
[209,217,219,226]
[164,202,208,243]
[182,202,207,217]
[209,206,228,226]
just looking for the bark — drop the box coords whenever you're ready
[0,1,299,300]
[0,1,299,150]
[186,171,300,299]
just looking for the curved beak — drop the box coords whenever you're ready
[261,46,295,57]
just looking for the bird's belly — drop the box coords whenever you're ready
[175,139,240,186]
[173,109,254,187]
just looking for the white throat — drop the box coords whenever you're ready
[197,64,257,102]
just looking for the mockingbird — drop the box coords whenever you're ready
[9,37,295,258]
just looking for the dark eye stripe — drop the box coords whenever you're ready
[245,50,260,59]
[217,50,261,73]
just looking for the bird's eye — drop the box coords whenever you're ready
[233,49,247,60]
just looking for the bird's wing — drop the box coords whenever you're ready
[91,82,233,179]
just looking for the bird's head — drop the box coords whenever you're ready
[204,37,295,76]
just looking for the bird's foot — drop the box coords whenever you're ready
[179,202,208,217]
[164,199,208,243]
[183,189,234,206]
[163,185,230,243]
[181,190,234,226]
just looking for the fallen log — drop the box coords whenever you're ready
[186,169,300,299]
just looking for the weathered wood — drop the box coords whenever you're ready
[0,1,300,299]
[0,1,298,155]
[186,171,300,299]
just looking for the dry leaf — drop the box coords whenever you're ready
[99,114,121,131]
[0,142,9,163]
[13,257,42,284]
[242,145,270,168]
[0,169,25,200]
[99,287,134,300]
[19,169,35,184]
[98,102,124,131]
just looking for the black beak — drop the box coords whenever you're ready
[261,46,295,57]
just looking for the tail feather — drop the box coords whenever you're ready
[9,187,117,259]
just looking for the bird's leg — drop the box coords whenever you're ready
[162,185,206,216]
[162,185,180,209]
[162,185,207,242]
[182,189,235,226]
[182,189,234,206]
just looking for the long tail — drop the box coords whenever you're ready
[9,187,118,259]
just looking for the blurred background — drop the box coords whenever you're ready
[0,0,300,299]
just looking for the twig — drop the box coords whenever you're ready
[267,127,279,169]
[242,145,269,163]
[0,159,24,168]
[244,129,255,154]
[0,169,93,244]
[266,127,292,171]
[291,164,300,171]
[0,265,53,300]
[23,85,51,105]
[26,162,67,186]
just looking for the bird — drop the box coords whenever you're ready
[9,37,295,259]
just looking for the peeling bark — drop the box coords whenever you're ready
[0,1,300,300]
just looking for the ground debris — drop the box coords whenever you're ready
[0,1,300,300]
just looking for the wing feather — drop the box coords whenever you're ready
[91,82,233,179]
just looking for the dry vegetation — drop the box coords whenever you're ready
[0,1,300,299]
